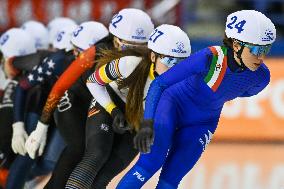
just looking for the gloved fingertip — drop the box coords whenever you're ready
[31,151,36,159]
[20,151,26,156]
[140,137,145,153]
[39,148,44,156]
[133,138,138,149]
[143,136,148,153]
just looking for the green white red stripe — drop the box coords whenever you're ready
[204,46,227,92]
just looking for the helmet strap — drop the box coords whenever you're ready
[236,45,246,70]
[151,52,160,77]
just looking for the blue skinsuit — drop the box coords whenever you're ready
[117,46,270,189]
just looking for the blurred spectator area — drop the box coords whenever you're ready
[181,0,284,56]
[0,0,283,56]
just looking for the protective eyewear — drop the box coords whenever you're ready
[73,45,84,53]
[238,41,272,57]
[159,56,185,68]
[73,45,84,57]
[117,38,146,51]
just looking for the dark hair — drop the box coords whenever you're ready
[95,34,114,51]
[0,51,3,62]
[96,47,152,130]
[223,33,234,48]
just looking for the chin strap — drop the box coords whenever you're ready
[154,71,159,77]
[235,45,246,70]
[152,52,159,77]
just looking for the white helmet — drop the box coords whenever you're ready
[52,24,78,51]
[70,21,109,50]
[109,8,154,43]
[48,17,77,44]
[0,28,36,58]
[148,24,191,58]
[225,10,276,45]
[21,20,49,50]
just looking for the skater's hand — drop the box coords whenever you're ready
[25,121,48,159]
[134,119,154,153]
[111,107,130,134]
[11,122,28,156]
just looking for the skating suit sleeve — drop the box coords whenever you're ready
[86,56,142,114]
[13,51,67,123]
[144,48,213,120]
[39,46,96,124]
[4,50,51,78]
[12,50,51,72]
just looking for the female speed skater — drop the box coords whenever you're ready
[84,23,190,189]
[117,10,276,189]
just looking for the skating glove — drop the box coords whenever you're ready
[25,121,48,159]
[11,122,28,156]
[134,119,154,153]
[111,107,130,134]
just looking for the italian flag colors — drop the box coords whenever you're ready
[204,46,228,92]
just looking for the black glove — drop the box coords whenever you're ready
[111,107,130,134]
[134,119,154,153]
